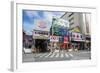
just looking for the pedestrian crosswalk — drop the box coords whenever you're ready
[34,51,74,59]
[55,52,59,58]
[23,50,90,62]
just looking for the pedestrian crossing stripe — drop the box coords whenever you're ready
[50,53,56,58]
[39,53,48,58]
[55,53,59,58]
[34,53,42,57]
[65,53,69,57]
[44,52,52,58]
[68,53,73,57]
[33,52,74,58]
[61,53,64,58]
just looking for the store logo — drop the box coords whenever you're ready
[38,21,47,28]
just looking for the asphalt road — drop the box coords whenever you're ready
[22,50,91,62]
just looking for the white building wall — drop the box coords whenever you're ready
[82,13,91,35]
[61,12,91,36]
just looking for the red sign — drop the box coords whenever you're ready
[64,37,68,43]
[38,21,47,28]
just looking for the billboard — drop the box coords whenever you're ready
[51,17,69,36]
[34,19,50,31]
[52,17,69,28]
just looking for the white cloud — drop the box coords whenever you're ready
[23,11,65,34]
[25,10,41,18]
[40,11,65,29]
[43,12,53,22]
[23,22,34,35]
[53,12,65,17]
[43,11,65,22]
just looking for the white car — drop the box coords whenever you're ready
[23,48,32,54]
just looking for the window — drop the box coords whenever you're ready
[77,35,79,38]
[73,34,75,37]
[70,22,74,25]
[68,13,74,17]
[81,35,82,38]
[69,17,74,22]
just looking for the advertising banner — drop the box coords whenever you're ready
[34,19,50,31]
[71,32,85,41]
[52,17,69,28]
[64,37,68,43]
[52,17,69,36]
[50,35,59,42]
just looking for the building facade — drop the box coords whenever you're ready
[61,12,91,50]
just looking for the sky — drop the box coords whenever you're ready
[23,10,65,35]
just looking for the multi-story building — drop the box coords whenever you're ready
[61,12,91,50]
[61,12,90,34]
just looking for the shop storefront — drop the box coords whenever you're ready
[49,35,59,52]
[32,19,51,52]
[49,17,70,50]
[33,30,49,53]
[70,32,85,50]
[85,35,91,50]
[57,35,70,50]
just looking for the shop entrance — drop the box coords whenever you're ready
[35,39,48,53]
[71,41,85,50]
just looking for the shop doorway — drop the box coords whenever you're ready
[35,39,48,53]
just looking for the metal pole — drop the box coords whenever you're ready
[51,18,54,53]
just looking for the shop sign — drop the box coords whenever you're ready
[34,19,49,31]
[71,27,80,33]
[64,37,68,43]
[59,37,64,42]
[71,32,85,41]
[50,35,59,42]
[38,20,47,28]
[33,30,49,38]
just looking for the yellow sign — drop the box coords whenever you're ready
[71,27,80,32]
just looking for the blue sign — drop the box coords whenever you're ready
[59,28,68,36]
[59,37,64,42]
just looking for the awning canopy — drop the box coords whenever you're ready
[33,36,49,39]
[71,38,85,42]
[72,40,85,42]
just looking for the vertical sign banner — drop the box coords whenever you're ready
[64,37,68,43]
[59,37,64,42]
